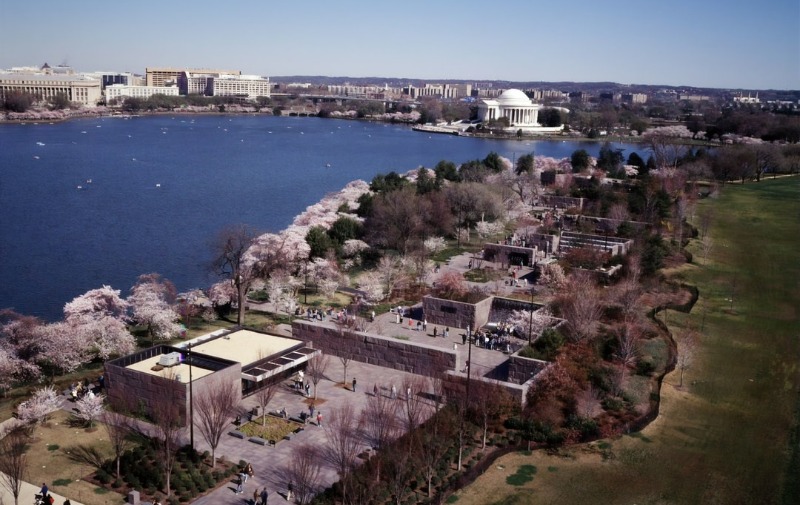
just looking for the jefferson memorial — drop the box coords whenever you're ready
[477,88,565,133]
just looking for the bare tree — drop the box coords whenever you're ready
[254,380,279,426]
[211,224,257,325]
[360,391,400,482]
[194,378,239,468]
[306,353,330,401]
[417,408,455,498]
[286,443,323,505]
[386,436,416,505]
[677,327,699,388]
[558,271,604,342]
[701,236,714,265]
[401,377,430,433]
[614,322,642,392]
[323,403,363,504]
[152,401,182,497]
[101,410,133,480]
[471,380,514,449]
[0,425,28,505]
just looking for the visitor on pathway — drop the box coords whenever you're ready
[352,377,357,392]
[286,482,293,502]
[236,472,245,494]
[261,486,269,504]
[391,384,397,399]
[253,489,259,504]
[305,382,310,397]
[373,383,379,396]
[317,411,323,427]
[41,483,49,497]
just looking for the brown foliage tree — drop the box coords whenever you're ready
[151,401,182,497]
[322,403,363,503]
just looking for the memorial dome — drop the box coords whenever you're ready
[496,89,532,106]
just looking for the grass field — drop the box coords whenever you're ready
[453,177,800,505]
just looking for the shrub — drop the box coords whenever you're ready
[636,358,655,376]
[602,397,625,411]
[96,471,111,485]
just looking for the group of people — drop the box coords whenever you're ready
[233,462,292,503]
[68,379,96,401]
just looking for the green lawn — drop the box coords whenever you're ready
[454,177,800,504]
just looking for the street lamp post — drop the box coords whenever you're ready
[528,287,536,345]
[187,344,194,452]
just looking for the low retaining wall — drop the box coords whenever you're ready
[292,320,456,377]
[507,354,549,385]
[443,370,529,406]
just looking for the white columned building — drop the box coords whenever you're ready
[477,88,564,134]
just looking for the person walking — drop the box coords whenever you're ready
[305,382,310,397]
[236,472,245,494]
[373,383,379,396]
[261,487,269,504]
[286,483,293,503]
[253,488,259,505]
[316,411,323,427]
[433,327,438,337]
[391,384,397,399]
[352,377,357,392]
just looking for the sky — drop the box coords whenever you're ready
[1,0,798,90]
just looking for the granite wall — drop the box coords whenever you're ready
[422,295,494,330]
[292,320,456,377]
[507,354,549,385]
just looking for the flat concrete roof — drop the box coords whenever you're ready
[125,355,215,383]
[188,329,299,366]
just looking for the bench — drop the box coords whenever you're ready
[229,431,246,439]
[289,416,306,425]
[293,427,304,434]
[249,437,267,446]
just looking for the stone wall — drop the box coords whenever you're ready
[105,346,242,427]
[422,295,493,330]
[443,370,529,406]
[292,320,456,377]
[507,354,549,385]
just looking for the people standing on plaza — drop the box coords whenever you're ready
[370,310,375,322]
[41,483,49,498]
[391,384,397,399]
[309,403,315,417]
[423,319,428,332]
[352,377,357,392]
[396,312,400,324]
[462,332,467,345]
[416,321,421,331]
[236,472,245,494]
[433,327,437,337]
[253,488,259,504]
[305,382,310,397]
[445,327,450,338]
[317,411,323,427]
[262,486,269,504]
[286,482,293,502]
[373,383,379,396]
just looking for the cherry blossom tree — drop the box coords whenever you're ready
[538,262,567,288]
[176,289,215,325]
[356,271,386,304]
[475,220,505,241]
[16,385,61,426]
[63,285,134,360]
[0,348,39,397]
[310,258,342,299]
[422,236,446,255]
[75,393,105,428]
[36,321,91,375]
[508,306,556,343]
[129,273,182,344]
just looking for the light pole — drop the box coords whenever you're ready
[187,344,194,452]
[528,287,536,345]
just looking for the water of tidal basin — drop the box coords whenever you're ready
[0,115,643,321]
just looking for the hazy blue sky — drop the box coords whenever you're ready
[2,0,798,90]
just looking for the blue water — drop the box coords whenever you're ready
[0,115,643,320]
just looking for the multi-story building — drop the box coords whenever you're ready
[621,92,648,104]
[105,84,180,103]
[403,83,472,99]
[0,73,102,107]
[209,74,271,99]
[146,67,240,88]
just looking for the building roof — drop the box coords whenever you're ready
[497,88,533,106]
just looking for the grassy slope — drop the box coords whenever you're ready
[454,177,800,505]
